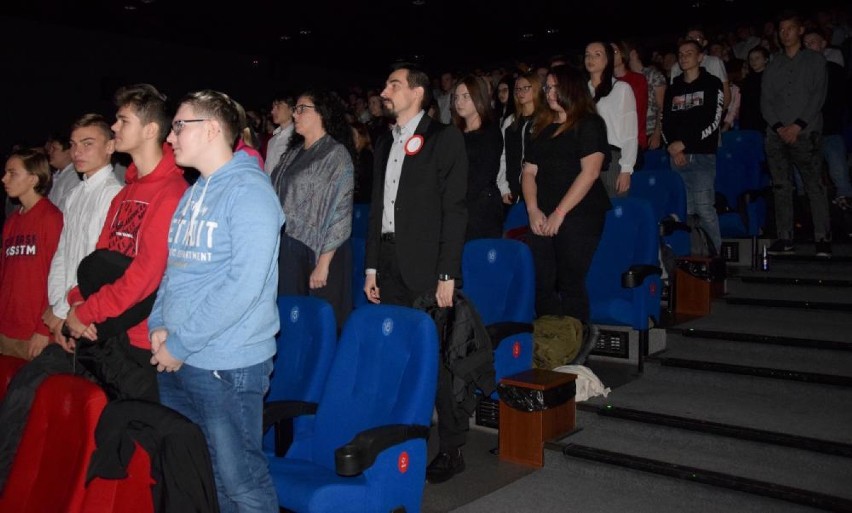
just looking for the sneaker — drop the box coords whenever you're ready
[815,240,832,258]
[832,196,851,211]
[767,239,794,255]
[426,448,465,484]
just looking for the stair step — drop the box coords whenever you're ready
[724,281,852,305]
[562,430,852,511]
[584,364,852,445]
[672,302,852,342]
[578,404,852,457]
[678,329,852,352]
[658,333,852,380]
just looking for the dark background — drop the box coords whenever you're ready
[0,0,837,151]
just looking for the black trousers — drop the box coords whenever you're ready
[279,233,352,333]
[377,238,469,452]
[526,217,604,323]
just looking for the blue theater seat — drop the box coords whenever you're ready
[629,169,691,257]
[264,295,337,456]
[266,304,438,513]
[586,197,663,372]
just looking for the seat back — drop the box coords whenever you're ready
[81,441,155,513]
[462,238,535,325]
[716,130,768,237]
[629,169,691,256]
[587,197,662,330]
[266,295,337,448]
[638,148,670,171]
[349,236,368,308]
[0,355,27,400]
[0,374,108,513]
[502,201,529,240]
[291,305,437,467]
[351,202,371,239]
[462,238,535,395]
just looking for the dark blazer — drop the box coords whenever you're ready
[365,114,468,293]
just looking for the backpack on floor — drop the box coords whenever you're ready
[532,315,584,370]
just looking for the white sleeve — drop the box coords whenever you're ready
[496,115,512,196]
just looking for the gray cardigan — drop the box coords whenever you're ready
[272,135,354,260]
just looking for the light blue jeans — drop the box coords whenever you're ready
[158,359,278,513]
[671,153,722,252]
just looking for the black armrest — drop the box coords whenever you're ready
[622,264,662,288]
[660,217,690,237]
[486,322,533,350]
[263,400,318,457]
[335,424,429,477]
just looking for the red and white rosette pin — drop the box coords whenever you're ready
[404,135,424,156]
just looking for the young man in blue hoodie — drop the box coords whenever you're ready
[148,89,284,513]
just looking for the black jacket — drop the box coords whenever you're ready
[414,289,496,413]
[86,399,220,513]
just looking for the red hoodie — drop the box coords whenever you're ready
[67,145,187,349]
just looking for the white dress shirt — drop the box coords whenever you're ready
[264,122,294,175]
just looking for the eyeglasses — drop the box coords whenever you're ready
[171,119,207,135]
[293,104,317,115]
[451,93,472,103]
[514,85,532,94]
[542,85,556,94]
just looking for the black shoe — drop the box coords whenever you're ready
[815,240,832,258]
[426,448,465,484]
[767,239,794,255]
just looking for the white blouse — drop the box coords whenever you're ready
[589,79,638,174]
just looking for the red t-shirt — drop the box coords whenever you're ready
[0,198,63,340]
[619,70,649,149]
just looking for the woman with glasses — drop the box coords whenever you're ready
[271,90,355,330]
[451,74,505,241]
[493,75,515,127]
[498,71,552,204]
[584,40,639,197]
[522,65,611,330]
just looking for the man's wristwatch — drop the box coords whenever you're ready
[438,274,453,281]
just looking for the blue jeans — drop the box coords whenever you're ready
[158,359,278,513]
[823,134,852,198]
[671,153,722,252]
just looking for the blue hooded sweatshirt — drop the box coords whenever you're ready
[148,152,285,370]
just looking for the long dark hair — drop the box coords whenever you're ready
[586,40,616,102]
[548,65,599,137]
[450,75,495,132]
[289,89,356,161]
[493,75,516,123]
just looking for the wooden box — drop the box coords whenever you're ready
[674,256,726,317]
[498,369,576,467]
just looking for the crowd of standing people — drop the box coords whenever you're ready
[0,5,851,511]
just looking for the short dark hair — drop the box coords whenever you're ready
[391,62,431,111]
[9,148,52,196]
[114,83,171,144]
[71,113,114,141]
[271,90,295,107]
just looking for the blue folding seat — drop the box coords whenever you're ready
[629,169,691,257]
[637,147,670,171]
[266,304,438,513]
[502,201,529,240]
[715,130,769,238]
[462,238,535,398]
[586,197,663,372]
[264,295,337,456]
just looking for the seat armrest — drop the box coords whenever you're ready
[263,400,318,457]
[660,217,690,237]
[486,322,533,350]
[335,424,430,476]
[622,264,662,288]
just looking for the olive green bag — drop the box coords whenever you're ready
[532,315,584,370]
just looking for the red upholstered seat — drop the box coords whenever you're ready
[0,355,27,400]
[0,374,108,513]
[81,440,155,513]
